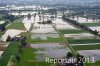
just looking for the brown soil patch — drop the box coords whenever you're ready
[0,45,6,51]
[25,44,32,48]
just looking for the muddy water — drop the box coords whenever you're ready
[78,50,100,61]
[30,43,70,61]
[31,34,59,40]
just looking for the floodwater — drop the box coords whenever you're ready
[30,43,100,62]
[78,50,100,61]
[30,43,70,61]
[64,33,95,39]
[31,24,57,33]
[31,34,59,40]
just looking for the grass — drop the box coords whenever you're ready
[26,37,64,43]
[19,31,64,43]
[16,48,51,66]
[16,48,36,66]
[18,32,28,36]
[0,14,3,19]
[67,38,100,44]
[82,22,100,27]
[60,29,88,34]
[0,41,20,66]
[0,31,4,37]
[7,22,25,30]
[72,44,100,50]
[85,61,100,66]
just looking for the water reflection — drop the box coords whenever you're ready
[31,34,59,40]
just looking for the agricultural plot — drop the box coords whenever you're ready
[13,16,76,66]
[60,17,100,44]
[0,42,20,66]
[1,13,100,66]
[16,48,52,66]
[62,17,100,66]
[60,29,100,44]
[16,43,70,66]
[0,31,4,38]
[86,61,100,66]
[6,22,25,30]
[26,37,64,43]
[60,29,88,34]
[68,39,100,44]
[72,44,100,50]
[82,23,100,27]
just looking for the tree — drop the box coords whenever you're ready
[6,35,11,41]
[66,52,73,58]
[16,54,20,63]
[27,13,31,20]
[33,13,36,22]
[18,45,23,54]
[92,16,95,22]
[76,16,79,21]
[39,14,41,21]
[48,9,57,15]
[86,16,89,22]
[63,12,65,16]
[67,14,70,17]
[21,41,27,47]
[18,11,21,17]
[47,20,52,24]
[0,25,5,31]
[72,16,75,19]
[3,15,16,22]
[55,12,57,18]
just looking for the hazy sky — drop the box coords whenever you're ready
[0,0,99,3]
[15,0,99,1]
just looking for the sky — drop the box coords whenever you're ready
[8,0,99,1]
[0,0,100,4]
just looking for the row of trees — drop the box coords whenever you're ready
[65,11,100,22]
[0,21,10,31]
[62,15,100,37]
[0,13,19,31]
[2,14,18,22]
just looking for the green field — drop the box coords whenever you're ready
[1,15,100,66]
[0,42,20,66]
[82,23,100,27]
[85,61,100,66]
[19,32,64,43]
[16,48,51,66]
[0,31,4,37]
[72,44,100,50]
[26,37,64,43]
[60,29,88,34]
[19,32,28,36]
[7,22,25,30]
[67,39,100,44]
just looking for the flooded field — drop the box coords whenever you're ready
[64,33,95,39]
[31,34,59,40]
[30,43,70,61]
[31,24,56,33]
[30,43,100,62]
[78,50,100,61]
